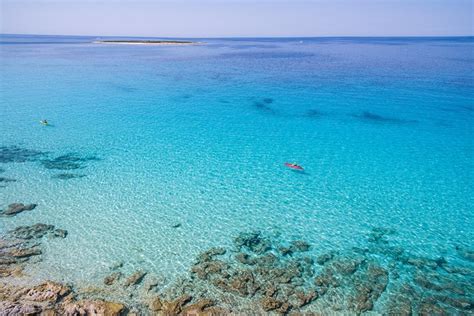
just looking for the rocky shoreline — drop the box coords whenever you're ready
[1,217,473,315]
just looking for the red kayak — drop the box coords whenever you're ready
[285,162,304,170]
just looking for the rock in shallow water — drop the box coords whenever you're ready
[8,223,67,240]
[1,203,37,216]
[124,270,147,287]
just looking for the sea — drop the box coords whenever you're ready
[1,34,473,313]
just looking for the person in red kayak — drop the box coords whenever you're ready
[285,162,304,170]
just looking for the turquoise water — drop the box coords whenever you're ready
[1,35,473,311]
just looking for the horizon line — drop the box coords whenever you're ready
[1,33,473,39]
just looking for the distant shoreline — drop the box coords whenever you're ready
[93,40,200,46]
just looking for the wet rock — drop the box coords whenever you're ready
[23,281,71,303]
[104,272,122,286]
[181,299,215,315]
[234,231,271,254]
[150,295,192,314]
[0,146,45,163]
[1,203,37,216]
[290,240,311,252]
[52,173,86,180]
[124,270,147,287]
[10,247,42,258]
[63,300,125,316]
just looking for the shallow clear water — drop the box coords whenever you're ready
[1,35,473,308]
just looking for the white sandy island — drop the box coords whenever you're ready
[93,40,201,46]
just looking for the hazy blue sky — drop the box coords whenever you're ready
[1,0,472,37]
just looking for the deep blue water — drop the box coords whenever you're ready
[1,34,473,312]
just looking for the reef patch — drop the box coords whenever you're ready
[51,173,87,180]
[352,111,418,124]
[40,153,100,170]
[0,146,46,164]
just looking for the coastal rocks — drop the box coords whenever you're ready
[188,232,320,314]
[149,295,226,316]
[1,203,36,216]
[149,294,192,314]
[1,224,67,278]
[63,300,125,316]
[0,281,71,315]
[40,153,100,170]
[0,281,125,316]
[0,146,46,163]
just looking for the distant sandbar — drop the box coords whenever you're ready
[93,40,199,46]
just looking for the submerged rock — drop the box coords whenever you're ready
[234,231,271,254]
[124,271,147,287]
[1,203,37,216]
[41,153,99,170]
[455,245,474,262]
[104,272,123,286]
[290,240,311,252]
[0,177,16,183]
[8,223,67,240]
[52,173,86,180]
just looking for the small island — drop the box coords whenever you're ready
[93,40,199,46]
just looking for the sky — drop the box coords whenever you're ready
[0,0,472,37]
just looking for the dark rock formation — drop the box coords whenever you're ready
[1,203,36,216]
[8,223,67,240]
